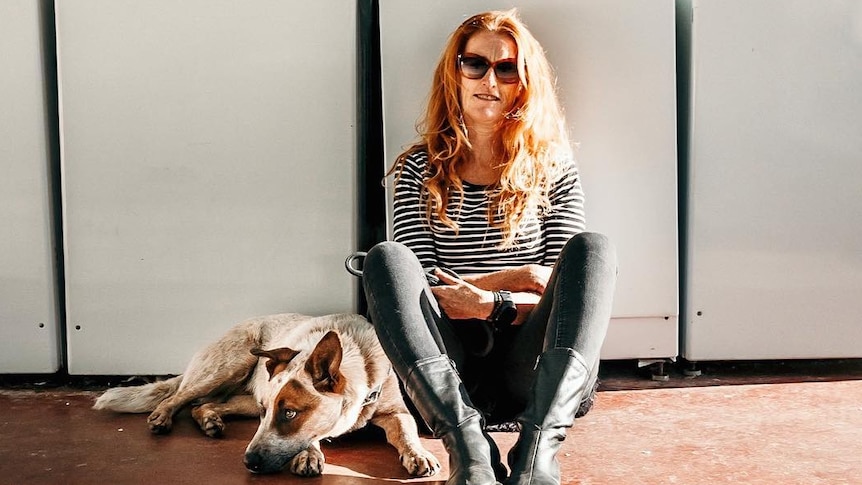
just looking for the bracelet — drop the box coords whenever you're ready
[488,290,517,329]
[489,291,503,321]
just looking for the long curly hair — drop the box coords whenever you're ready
[392,9,572,249]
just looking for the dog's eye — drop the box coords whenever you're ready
[282,409,297,421]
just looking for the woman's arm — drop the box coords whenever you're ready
[431,268,544,324]
[462,264,552,295]
[542,161,586,265]
[437,160,586,322]
[392,152,437,267]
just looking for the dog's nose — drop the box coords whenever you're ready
[244,451,264,473]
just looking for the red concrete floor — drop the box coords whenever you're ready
[2,360,861,485]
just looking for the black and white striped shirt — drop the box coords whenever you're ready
[392,150,586,276]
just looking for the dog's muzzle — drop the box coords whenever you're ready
[244,450,283,474]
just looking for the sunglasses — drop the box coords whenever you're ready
[458,54,520,84]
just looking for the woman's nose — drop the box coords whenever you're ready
[482,68,498,87]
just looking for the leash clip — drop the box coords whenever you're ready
[362,383,382,406]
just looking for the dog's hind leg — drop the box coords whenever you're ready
[191,394,259,438]
[147,326,261,434]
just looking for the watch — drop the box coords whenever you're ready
[489,290,517,330]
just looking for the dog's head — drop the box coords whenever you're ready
[244,330,349,474]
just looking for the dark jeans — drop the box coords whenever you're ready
[362,232,617,421]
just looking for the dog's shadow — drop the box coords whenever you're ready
[319,427,445,483]
[159,411,446,482]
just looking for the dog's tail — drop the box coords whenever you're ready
[92,376,183,413]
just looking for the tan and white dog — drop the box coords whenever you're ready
[93,313,440,477]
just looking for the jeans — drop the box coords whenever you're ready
[362,232,617,420]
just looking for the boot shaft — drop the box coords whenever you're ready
[402,355,504,485]
[404,355,478,437]
[507,348,593,485]
[519,348,591,430]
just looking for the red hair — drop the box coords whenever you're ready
[393,9,572,248]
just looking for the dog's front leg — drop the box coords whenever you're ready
[191,394,259,438]
[372,412,441,477]
[288,441,325,477]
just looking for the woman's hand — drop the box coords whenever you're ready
[430,269,496,320]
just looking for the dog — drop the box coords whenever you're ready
[93,313,441,477]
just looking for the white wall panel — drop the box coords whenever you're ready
[380,0,679,359]
[682,0,862,360]
[57,1,357,374]
[0,0,62,373]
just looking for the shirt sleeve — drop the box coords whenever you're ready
[542,160,587,265]
[391,151,438,268]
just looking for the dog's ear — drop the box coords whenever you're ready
[305,331,345,394]
[251,347,300,381]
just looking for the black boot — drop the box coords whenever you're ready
[506,348,592,485]
[575,356,600,419]
[404,355,506,485]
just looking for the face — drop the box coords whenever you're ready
[458,31,520,129]
[244,374,342,474]
[244,333,347,474]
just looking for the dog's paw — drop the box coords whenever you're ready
[147,409,173,434]
[288,447,325,477]
[200,413,225,438]
[191,405,225,438]
[401,448,441,477]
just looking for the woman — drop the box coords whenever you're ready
[362,9,617,485]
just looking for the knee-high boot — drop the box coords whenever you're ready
[404,355,506,485]
[506,348,592,485]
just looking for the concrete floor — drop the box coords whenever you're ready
[1,360,861,485]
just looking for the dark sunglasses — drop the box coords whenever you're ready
[458,54,520,84]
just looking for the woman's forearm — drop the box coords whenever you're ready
[463,264,552,294]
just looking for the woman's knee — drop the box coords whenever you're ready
[363,241,428,303]
[364,241,418,275]
[562,232,617,268]
[367,240,409,262]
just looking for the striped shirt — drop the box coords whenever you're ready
[392,150,586,276]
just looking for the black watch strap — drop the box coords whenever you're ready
[489,290,517,329]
